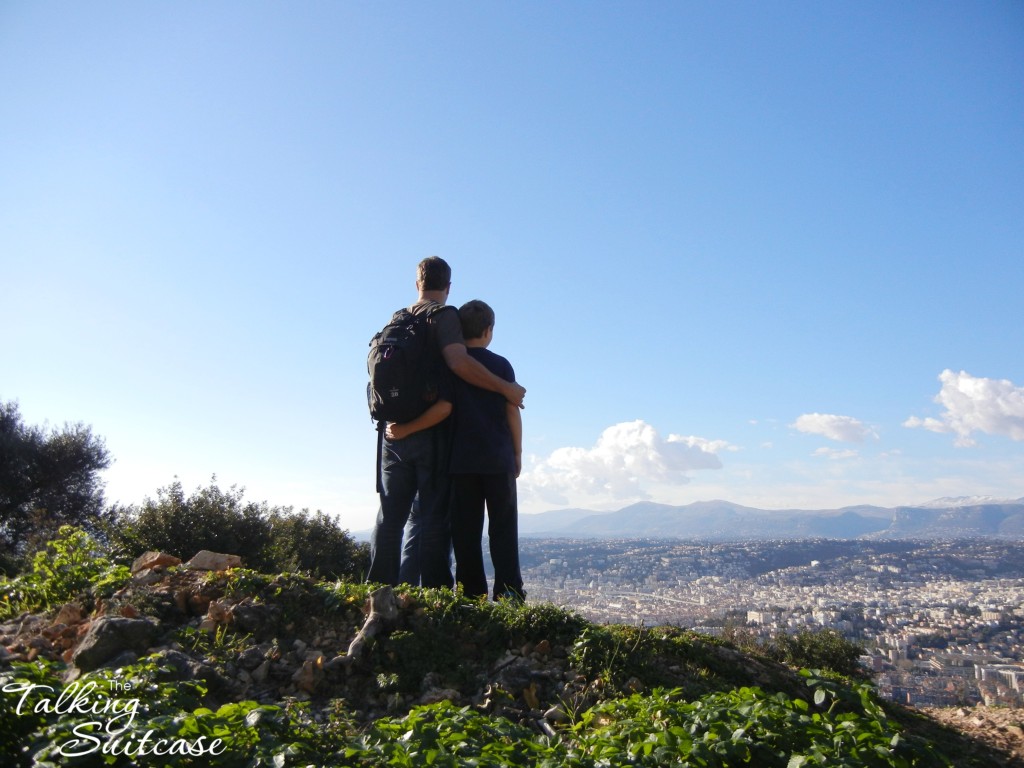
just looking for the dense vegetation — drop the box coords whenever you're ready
[105,479,369,581]
[0,401,369,582]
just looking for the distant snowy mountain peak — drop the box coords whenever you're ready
[915,496,1020,508]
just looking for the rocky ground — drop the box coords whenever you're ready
[921,706,1024,767]
[0,549,813,728]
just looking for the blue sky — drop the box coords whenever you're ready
[3,2,1022,533]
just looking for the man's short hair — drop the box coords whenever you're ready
[459,299,495,340]
[417,256,452,292]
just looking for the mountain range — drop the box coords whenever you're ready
[517,496,1024,540]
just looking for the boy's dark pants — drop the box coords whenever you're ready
[450,472,524,600]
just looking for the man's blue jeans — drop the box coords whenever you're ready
[398,496,422,585]
[368,428,453,588]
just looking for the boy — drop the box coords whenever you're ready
[448,299,525,601]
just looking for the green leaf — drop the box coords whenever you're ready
[246,708,265,728]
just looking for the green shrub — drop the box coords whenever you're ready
[768,629,867,679]
[0,657,335,768]
[480,598,589,644]
[106,479,273,570]
[105,478,368,581]
[0,400,113,573]
[265,507,369,581]
[0,526,130,619]
[571,677,949,767]
[347,701,554,767]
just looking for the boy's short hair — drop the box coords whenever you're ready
[417,256,452,291]
[459,299,495,340]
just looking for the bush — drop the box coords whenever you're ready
[107,479,273,569]
[570,677,948,768]
[106,478,368,581]
[266,508,369,581]
[0,526,130,619]
[0,400,112,573]
[768,629,866,679]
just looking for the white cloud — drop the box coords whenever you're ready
[903,415,945,433]
[667,434,738,454]
[813,447,859,460]
[791,413,876,443]
[520,420,727,506]
[904,370,1024,447]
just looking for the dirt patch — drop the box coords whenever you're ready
[920,706,1024,767]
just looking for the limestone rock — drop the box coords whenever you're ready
[205,599,233,625]
[231,600,279,636]
[53,603,84,626]
[419,687,461,705]
[132,551,182,574]
[71,616,159,672]
[132,568,166,586]
[292,656,324,693]
[185,551,243,571]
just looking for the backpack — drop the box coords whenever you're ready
[366,304,449,425]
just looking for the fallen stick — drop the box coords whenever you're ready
[326,585,400,670]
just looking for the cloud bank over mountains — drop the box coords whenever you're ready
[519,370,1023,514]
[520,420,730,506]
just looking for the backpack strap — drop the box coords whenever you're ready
[375,420,385,494]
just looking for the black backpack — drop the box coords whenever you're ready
[366,304,449,425]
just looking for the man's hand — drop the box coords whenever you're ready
[444,342,526,408]
[384,422,409,441]
[506,381,527,409]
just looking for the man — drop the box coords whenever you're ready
[367,257,526,588]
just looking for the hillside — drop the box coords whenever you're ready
[2,550,1024,766]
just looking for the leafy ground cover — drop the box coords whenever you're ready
[0,658,953,767]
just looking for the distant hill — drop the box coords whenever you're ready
[518,497,1024,540]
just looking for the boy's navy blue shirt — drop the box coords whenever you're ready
[449,347,515,474]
